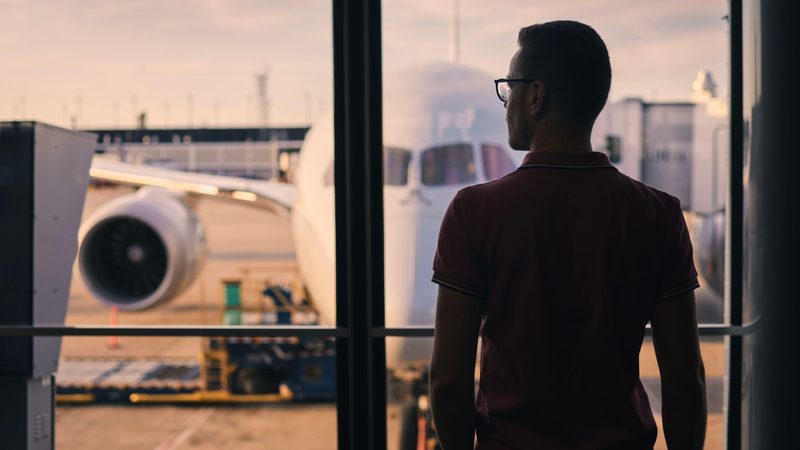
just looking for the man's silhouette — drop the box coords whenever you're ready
[430,21,706,450]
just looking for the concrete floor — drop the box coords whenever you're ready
[56,186,726,449]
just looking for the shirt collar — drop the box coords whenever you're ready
[520,150,616,169]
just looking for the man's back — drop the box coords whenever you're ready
[432,150,699,449]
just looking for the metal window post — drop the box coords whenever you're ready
[725,1,743,449]
[333,0,387,449]
[752,0,800,448]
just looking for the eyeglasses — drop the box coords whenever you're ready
[494,78,537,104]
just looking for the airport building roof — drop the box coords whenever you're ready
[87,126,310,144]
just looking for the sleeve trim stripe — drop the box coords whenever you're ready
[431,277,486,298]
[657,282,701,301]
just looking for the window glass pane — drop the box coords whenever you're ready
[386,336,727,450]
[421,143,476,186]
[57,337,337,449]
[742,0,760,327]
[386,337,436,450]
[742,0,761,446]
[0,0,338,328]
[382,0,730,332]
[481,142,516,181]
[384,146,413,186]
[386,336,730,449]
[325,146,412,187]
[383,0,731,448]
[1,0,339,446]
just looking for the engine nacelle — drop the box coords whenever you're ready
[78,187,206,310]
[686,210,725,298]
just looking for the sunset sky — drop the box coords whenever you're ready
[0,0,728,129]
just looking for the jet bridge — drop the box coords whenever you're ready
[0,122,95,450]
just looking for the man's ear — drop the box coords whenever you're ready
[528,81,547,118]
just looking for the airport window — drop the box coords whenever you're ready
[382,0,739,449]
[481,143,517,181]
[1,0,341,448]
[420,143,476,186]
[0,1,755,449]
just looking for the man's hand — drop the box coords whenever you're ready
[430,285,484,450]
[651,290,707,450]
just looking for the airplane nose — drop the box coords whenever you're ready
[383,213,440,364]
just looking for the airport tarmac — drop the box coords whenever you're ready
[57,186,726,449]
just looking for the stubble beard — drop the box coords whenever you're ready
[508,124,532,151]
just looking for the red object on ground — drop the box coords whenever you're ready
[108,306,119,350]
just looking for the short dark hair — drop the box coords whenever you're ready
[516,20,611,128]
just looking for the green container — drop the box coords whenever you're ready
[224,282,242,308]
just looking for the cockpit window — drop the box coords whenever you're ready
[323,146,412,187]
[384,146,412,186]
[421,143,476,186]
[481,143,517,181]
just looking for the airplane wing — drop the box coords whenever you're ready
[90,157,295,217]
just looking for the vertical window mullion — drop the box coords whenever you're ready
[726,0,744,449]
[333,0,386,449]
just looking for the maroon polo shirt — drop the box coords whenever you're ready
[432,150,699,450]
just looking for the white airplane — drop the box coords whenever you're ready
[78,62,525,367]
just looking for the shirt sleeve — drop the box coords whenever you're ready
[657,197,700,301]
[431,191,488,298]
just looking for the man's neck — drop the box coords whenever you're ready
[528,126,593,153]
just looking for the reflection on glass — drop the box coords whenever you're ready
[481,143,517,181]
[421,143,476,186]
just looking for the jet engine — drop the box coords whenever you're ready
[78,187,206,310]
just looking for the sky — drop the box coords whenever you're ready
[0,0,729,129]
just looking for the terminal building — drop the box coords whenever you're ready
[88,126,309,182]
[592,70,729,214]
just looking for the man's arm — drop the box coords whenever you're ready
[430,285,484,450]
[651,290,707,450]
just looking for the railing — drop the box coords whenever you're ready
[0,320,759,338]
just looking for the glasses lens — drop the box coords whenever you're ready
[498,81,510,102]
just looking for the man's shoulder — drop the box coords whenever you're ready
[615,171,683,211]
[455,171,520,202]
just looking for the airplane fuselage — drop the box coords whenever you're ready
[291,63,525,366]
